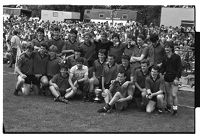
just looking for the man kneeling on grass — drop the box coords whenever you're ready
[49,64,69,104]
[145,65,165,113]
[97,70,133,113]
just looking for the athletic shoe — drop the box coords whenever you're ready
[14,89,21,96]
[14,89,19,96]
[165,106,172,113]
[54,96,68,104]
[83,96,90,102]
[97,104,111,113]
[158,108,163,114]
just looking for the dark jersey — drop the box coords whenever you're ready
[33,51,49,75]
[17,52,34,75]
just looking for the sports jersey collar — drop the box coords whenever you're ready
[74,65,84,70]
[37,38,44,42]
[150,74,160,82]
[140,69,149,76]
[98,59,105,65]
[107,63,116,68]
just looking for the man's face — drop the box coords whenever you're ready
[60,68,68,77]
[98,53,105,61]
[77,62,83,69]
[122,59,129,68]
[137,37,143,46]
[117,73,126,83]
[100,34,107,41]
[165,47,172,55]
[141,63,148,73]
[40,46,47,54]
[37,32,44,39]
[70,33,77,41]
[74,51,81,59]
[107,56,114,65]
[112,37,119,44]
[84,35,90,42]
[53,30,60,39]
[26,49,33,56]
[151,68,159,79]
[127,38,134,45]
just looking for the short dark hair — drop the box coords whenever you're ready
[140,59,149,66]
[27,42,34,51]
[70,29,78,35]
[98,49,106,55]
[49,45,58,52]
[100,31,107,37]
[37,27,44,34]
[121,55,130,61]
[118,68,126,76]
[108,53,115,60]
[74,47,83,54]
[13,30,18,35]
[165,41,175,53]
[76,57,84,64]
[112,33,120,40]
[151,65,160,72]
[53,26,60,32]
[150,33,159,43]
[137,34,145,41]
[40,42,48,49]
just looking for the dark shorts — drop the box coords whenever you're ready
[47,75,53,81]
[59,90,67,96]
[150,96,157,102]
[134,88,142,98]
[35,74,48,85]
[23,75,38,85]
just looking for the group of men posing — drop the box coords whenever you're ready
[14,26,182,115]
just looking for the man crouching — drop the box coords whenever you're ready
[97,69,133,113]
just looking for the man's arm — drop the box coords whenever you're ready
[77,66,89,83]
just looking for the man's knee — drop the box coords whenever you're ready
[17,75,25,83]
[22,84,31,95]
[40,76,49,86]
[157,94,164,101]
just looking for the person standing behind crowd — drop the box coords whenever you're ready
[66,47,88,69]
[160,42,182,115]
[130,34,148,73]
[123,34,137,58]
[130,34,149,72]
[108,33,125,64]
[14,43,38,96]
[94,31,113,59]
[33,42,49,95]
[147,33,166,69]
[9,30,21,68]
[80,32,96,68]
[48,26,65,54]
[62,29,80,53]
[145,65,165,113]
[32,27,48,51]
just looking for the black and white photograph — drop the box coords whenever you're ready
[2,0,197,133]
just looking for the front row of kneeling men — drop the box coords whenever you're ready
[14,42,181,115]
